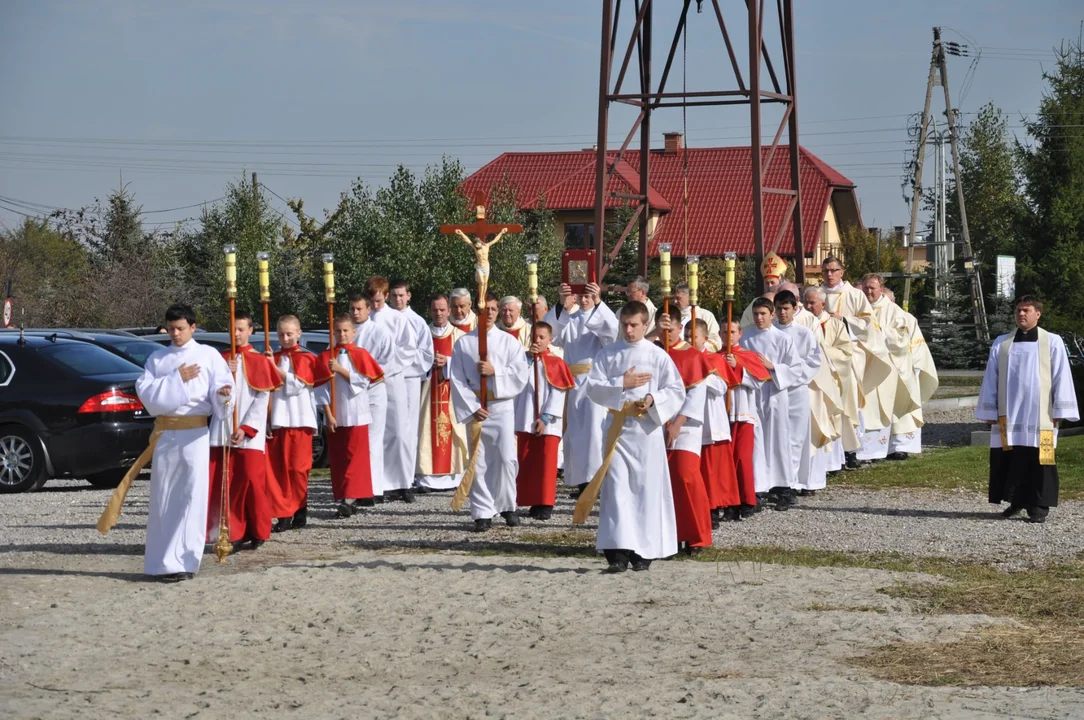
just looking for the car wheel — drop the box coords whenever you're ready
[0,425,47,493]
[86,467,128,489]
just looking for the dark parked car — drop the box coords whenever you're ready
[0,334,153,493]
[1,329,162,368]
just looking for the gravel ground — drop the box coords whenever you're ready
[1,467,1078,576]
[919,407,986,448]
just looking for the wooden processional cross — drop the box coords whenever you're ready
[439,191,522,409]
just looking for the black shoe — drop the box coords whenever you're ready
[501,511,521,527]
[272,517,292,533]
[373,495,385,505]
[292,508,307,529]
[886,452,909,461]
[605,562,628,573]
[570,482,589,500]
[684,545,704,556]
[356,497,375,508]
[336,501,355,518]
[250,539,265,551]
[527,505,541,519]
[1025,507,1049,524]
[739,504,756,519]
[158,572,191,583]
[710,508,721,529]
[402,489,416,504]
[798,489,816,497]
[1000,504,1024,518]
[721,506,738,522]
[533,506,553,521]
[231,540,246,554]
[414,486,431,495]
[472,519,490,533]
[631,559,651,571]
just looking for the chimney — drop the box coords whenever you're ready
[893,225,905,243]
[663,132,683,154]
[867,226,880,239]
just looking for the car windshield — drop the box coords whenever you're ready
[111,341,160,366]
[38,342,142,375]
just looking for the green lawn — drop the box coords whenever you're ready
[832,435,1084,499]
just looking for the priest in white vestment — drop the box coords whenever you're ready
[416,295,468,491]
[804,287,854,473]
[820,256,893,461]
[449,287,479,334]
[497,296,533,351]
[740,297,807,505]
[136,305,234,581]
[550,282,619,491]
[673,282,723,352]
[887,295,939,457]
[449,296,530,531]
[350,293,393,503]
[581,301,686,572]
[862,275,921,461]
[624,276,657,335]
[976,296,1078,523]
[367,276,417,501]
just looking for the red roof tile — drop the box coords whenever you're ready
[461,145,858,257]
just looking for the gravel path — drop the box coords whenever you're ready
[1,470,1078,576]
[919,407,986,448]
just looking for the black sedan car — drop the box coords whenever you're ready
[2,329,162,368]
[0,334,153,493]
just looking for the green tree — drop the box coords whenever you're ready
[0,219,93,326]
[1017,40,1084,334]
[179,174,286,328]
[839,226,904,290]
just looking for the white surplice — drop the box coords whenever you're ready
[514,353,568,437]
[774,321,822,488]
[449,328,530,520]
[355,319,393,495]
[371,306,414,492]
[210,349,270,452]
[585,338,686,560]
[551,302,620,486]
[741,325,806,492]
[702,372,731,445]
[270,353,318,431]
[136,339,234,576]
[400,306,435,490]
[976,330,1079,449]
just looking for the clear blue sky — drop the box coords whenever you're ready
[0,0,1079,236]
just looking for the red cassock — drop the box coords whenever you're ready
[207,345,283,543]
[266,347,318,518]
[719,344,772,507]
[314,344,383,502]
[515,352,574,507]
[700,352,738,510]
[666,343,715,547]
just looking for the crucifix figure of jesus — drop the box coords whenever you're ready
[444,193,522,309]
[440,191,523,409]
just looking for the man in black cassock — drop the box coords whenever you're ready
[976,296,1079,523]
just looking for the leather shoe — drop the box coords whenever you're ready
[501,511,521,527]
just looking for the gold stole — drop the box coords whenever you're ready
[997,328,1056,465]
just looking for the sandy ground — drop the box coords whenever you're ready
[2,478,1084,718]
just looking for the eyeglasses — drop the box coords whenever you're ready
[824,267,843,273]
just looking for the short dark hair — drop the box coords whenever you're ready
[774,290,797,308]
[390,278,410,292]
[235,309,254,326]
[484,292,499,304]
[164,304,196,326]
[684,319,708,337]
[668,306,683,323]
[430,293,449,306]
[752,297,775,313]
[534,321,553,335]
[348,292,369,306]
[334,313,354,326]
[619,300,649,323]
[1015,295,1044,313]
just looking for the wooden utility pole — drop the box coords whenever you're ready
[903,27,989,342]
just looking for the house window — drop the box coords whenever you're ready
[564,223,595,250]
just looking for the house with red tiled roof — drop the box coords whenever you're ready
[460,133,864,278]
